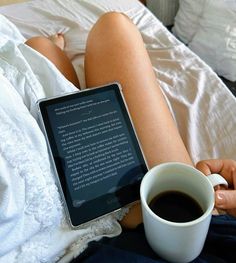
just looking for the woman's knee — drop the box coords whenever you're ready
[25,36,53,50]
[97,11,133,27]
[86,11,139,51]
[91,12,136,38]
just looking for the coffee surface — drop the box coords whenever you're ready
[149,190,203,223]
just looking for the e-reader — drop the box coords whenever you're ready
[38,83,148,227]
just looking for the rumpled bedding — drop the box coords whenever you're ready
[0,0,236,262]
[1,0,235,162]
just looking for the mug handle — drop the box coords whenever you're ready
[207,173,228,188]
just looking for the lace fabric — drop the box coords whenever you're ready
[0,20,124,262]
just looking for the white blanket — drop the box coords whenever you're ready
[0,0,236,262]
[0,14,121,263]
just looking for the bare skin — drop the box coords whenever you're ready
[48,33,65,50]
[25,34,80,88]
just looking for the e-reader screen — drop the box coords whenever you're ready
[38,83,148,227]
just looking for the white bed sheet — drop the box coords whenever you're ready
[0,0,236,262]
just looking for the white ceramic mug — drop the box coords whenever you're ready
[140,162,228,263]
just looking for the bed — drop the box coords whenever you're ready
[0,0,235,262]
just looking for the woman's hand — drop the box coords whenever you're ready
[196,159,236,217]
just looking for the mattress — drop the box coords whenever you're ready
[0,0,235,262]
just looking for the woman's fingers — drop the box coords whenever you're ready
[197,159,236,187]
[215,189,236,214]
[197,159,236,217]
[196,159,224,175]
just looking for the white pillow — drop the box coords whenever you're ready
[172,0,206,44]
[189,0,236,81]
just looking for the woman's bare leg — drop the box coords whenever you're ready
[25,34,80,88]
[85,13,192,168]
[85,12,193,228]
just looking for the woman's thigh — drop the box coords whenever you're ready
[84,12,192,168]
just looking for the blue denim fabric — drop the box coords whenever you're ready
[72,215,236,263]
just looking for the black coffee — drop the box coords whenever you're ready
[149,190,204,223]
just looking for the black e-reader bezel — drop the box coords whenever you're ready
[38,83,148,227]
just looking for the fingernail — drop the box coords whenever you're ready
[215,192,225,206]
